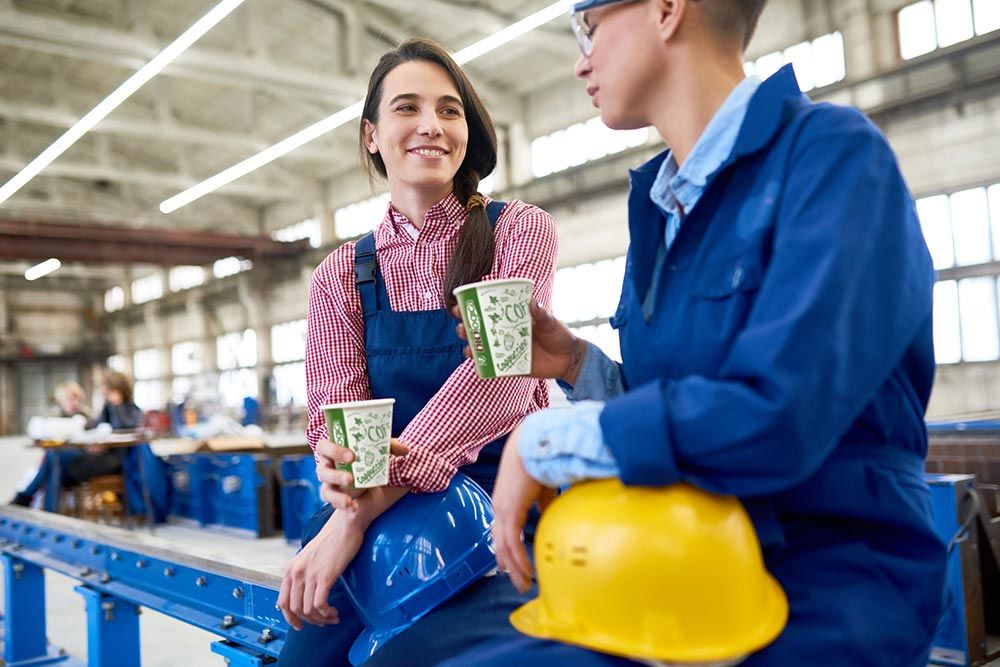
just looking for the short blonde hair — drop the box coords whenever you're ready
[54,381,85,404]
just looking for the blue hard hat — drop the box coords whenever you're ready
[343,472,496,665]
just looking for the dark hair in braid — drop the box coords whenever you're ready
[359,37,498,307]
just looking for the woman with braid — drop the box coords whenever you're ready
[276,38,558,667]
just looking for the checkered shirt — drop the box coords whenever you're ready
[305,193,557,492]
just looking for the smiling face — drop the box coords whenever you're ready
[362,60,469,201]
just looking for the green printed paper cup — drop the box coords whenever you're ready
[321,398,394,488]
[453,278,533,379]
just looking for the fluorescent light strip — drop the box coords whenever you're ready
[159,0,574,214]
[454,0,573,64]
[0,0,246,208]
[25,258,61,281]
[161,101,365,213]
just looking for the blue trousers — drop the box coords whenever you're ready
[23,450,123,512]
[276,505,534,667]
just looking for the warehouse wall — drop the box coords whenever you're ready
[3,0,999,429]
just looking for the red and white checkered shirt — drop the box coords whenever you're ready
[305,193,557,493]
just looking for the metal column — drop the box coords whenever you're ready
[75,586,141,667]
[2,553,73,665]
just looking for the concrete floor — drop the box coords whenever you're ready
[0,436,298,667]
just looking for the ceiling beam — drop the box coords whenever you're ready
[0,218,310,265]
[0,100,341,163]
[0,157,302,203]
[0,6,368,105]
[359,0,577,55]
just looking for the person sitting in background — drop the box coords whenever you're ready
[11,373,142,509]
[92,371,144,432]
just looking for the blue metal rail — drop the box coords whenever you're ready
[0,505,299,666]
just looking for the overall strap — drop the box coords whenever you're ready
[353,232,378,317]
[485,200,506,229]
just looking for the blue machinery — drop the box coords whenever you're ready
[164,452,320,542]
[0,505,292,666]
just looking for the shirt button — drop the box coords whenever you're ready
[424,291,434,300]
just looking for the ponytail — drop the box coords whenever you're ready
[443,172,495,308]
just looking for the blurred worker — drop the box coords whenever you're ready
[11,375,139,509]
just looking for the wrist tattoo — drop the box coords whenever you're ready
[565,337,585,381]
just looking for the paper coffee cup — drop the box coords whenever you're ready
[321,399,394,488]
[453,278,533,379]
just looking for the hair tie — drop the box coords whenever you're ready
[466,194,486,211]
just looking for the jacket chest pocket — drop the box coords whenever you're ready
[683,250,766,367]
[692,250,765,299]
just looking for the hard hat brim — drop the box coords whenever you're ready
[510,573,788,663]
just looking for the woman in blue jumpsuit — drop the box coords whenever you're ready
[276,38,556,666]
[447,1,947,666]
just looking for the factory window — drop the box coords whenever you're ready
[168,266,205,292]
[131,273,163,305]
[212,256,253,279]
[273,219,321,248]
[934,276,1000,364]
[107,355,128,373]
[271,319,306,364]
[743,32,846,91]
[171,376,192,402]
[917,195,954,270]
[898,0,1000,60]
[271,320,307,407]
[273,361,307,407]
[958,277,1000,361]
[171,341,202,376]
[335,193,390,239]
[217,329,256,371]
[934,281,962,364]
[992,185,1000,259]
[217,329,257,408]
[530,117,648,179]
[218,368,258,408]
[554,256,627,363]
[925,278,1000,365]
[918,183,1000,364]
[917,185,1000,269]
[951,188,992,266]
[133,348,162,411]
[104,286,125,312]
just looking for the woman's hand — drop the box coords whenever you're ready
[490,425,556,594]
[452,300,588,385]
[315,438,410,511]
[277,510,365,630]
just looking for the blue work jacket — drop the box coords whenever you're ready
[600,65,946,661]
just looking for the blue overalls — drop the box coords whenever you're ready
[444,66,946,667]
[278,201,537,667]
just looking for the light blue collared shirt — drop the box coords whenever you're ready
[521,75,762,488]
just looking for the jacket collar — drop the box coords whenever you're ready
[629,64,806,194]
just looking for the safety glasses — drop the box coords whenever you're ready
[570,0,641,56]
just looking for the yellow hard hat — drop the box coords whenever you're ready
[510,479,787,665]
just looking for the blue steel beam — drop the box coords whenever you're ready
[0,506,329,662]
